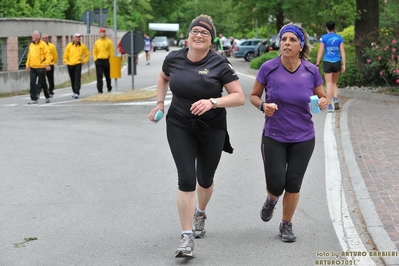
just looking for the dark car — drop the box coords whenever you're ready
[268,34,318,50]
[233,38,263,61]
[268,34,280,51]
[255,40,269,57]
[153,36,169,52]
[309,36,319,45]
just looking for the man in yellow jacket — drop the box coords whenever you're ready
[93,28,114,93]
[26,30,51,104]
[42,34,59,97]
[63,33,90,99]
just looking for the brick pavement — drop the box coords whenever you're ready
[344,96,399,250]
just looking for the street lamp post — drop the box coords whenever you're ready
[113,0,118,91]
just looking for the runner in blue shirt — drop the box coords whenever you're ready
[316,21,346,112]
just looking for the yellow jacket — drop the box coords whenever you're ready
[63,42,90,66]
[93,37,114,61]
[47,42,59,65]
[26,40,51,68]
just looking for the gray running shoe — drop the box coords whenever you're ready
[28,100,38,104]
[279,222,297,242]
[175,233,194,258]
[260,198,277,222]
[192,213,207,238]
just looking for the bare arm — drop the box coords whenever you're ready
[149,71,170,122]
[340,42,346,73]
[316,42,325,66]
[190,79,245,116]
[314,84,328,110]
[249,80,277,117]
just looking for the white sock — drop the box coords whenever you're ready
[182,230,193,236]
[196,207,205,215]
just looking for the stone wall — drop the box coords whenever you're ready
[0,18,127,93]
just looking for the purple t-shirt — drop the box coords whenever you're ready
[256,57,323,142]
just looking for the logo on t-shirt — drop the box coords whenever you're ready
[228,63,237,76]
[198,68,210,75]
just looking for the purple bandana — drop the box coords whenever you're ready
[279,25,305,48]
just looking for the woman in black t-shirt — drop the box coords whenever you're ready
[149,14,245,258]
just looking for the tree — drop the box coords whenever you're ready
[354,0,379,64]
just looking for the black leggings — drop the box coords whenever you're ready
[167,119,226,192]
[261,136,315,196]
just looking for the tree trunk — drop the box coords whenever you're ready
[275,8,284,32]
[355,0,379,65]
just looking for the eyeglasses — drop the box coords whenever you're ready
[190,29,210,37]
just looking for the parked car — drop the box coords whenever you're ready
[309,36,319,45]
[255,40,269,57]
[268,34,318,50]
[233,38,263,61]
[267,34,280,51]
[153,36,169,52]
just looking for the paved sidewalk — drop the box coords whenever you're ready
[339,89,399,265]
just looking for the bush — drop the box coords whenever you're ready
[363,30,399,87]
[250,51,278,69]
[338,26,355,44]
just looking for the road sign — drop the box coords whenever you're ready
[94,8,109,27]
[82,10,96,25]
[120,31,144,55]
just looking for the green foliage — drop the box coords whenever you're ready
[2,0,70,18]
[338,26,355,43]
[363,31,399,87]
[250,51,279,70]
[316,0,356,30]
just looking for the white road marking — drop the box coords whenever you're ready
[324,113,375,265]
[237,71,374,263]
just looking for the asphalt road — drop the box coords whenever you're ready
[0,49,382,266]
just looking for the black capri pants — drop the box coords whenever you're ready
[167,119,226,192]
[261,136,315,196]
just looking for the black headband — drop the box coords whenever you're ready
[189,19,215,40]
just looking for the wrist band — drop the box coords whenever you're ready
[157,101,164,104]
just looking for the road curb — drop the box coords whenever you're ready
[340,100,399,265]
[82,89,157,102]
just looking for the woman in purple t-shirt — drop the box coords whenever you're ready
[249,23,328,242]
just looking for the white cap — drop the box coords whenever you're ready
[73,33,81,37]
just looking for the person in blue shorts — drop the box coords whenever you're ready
[250,23,328,242]
[316,21,346,112]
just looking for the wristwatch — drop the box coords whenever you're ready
[258,101,265,112]
[210,98,218,109]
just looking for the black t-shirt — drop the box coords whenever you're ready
[162,48,239,121]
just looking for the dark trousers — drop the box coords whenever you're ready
[95,59,112,92]
[46,65,55,94]
[166,119,226,192]
[30,68,49,100]
[67,64,82,95]
[261,136,315,195]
